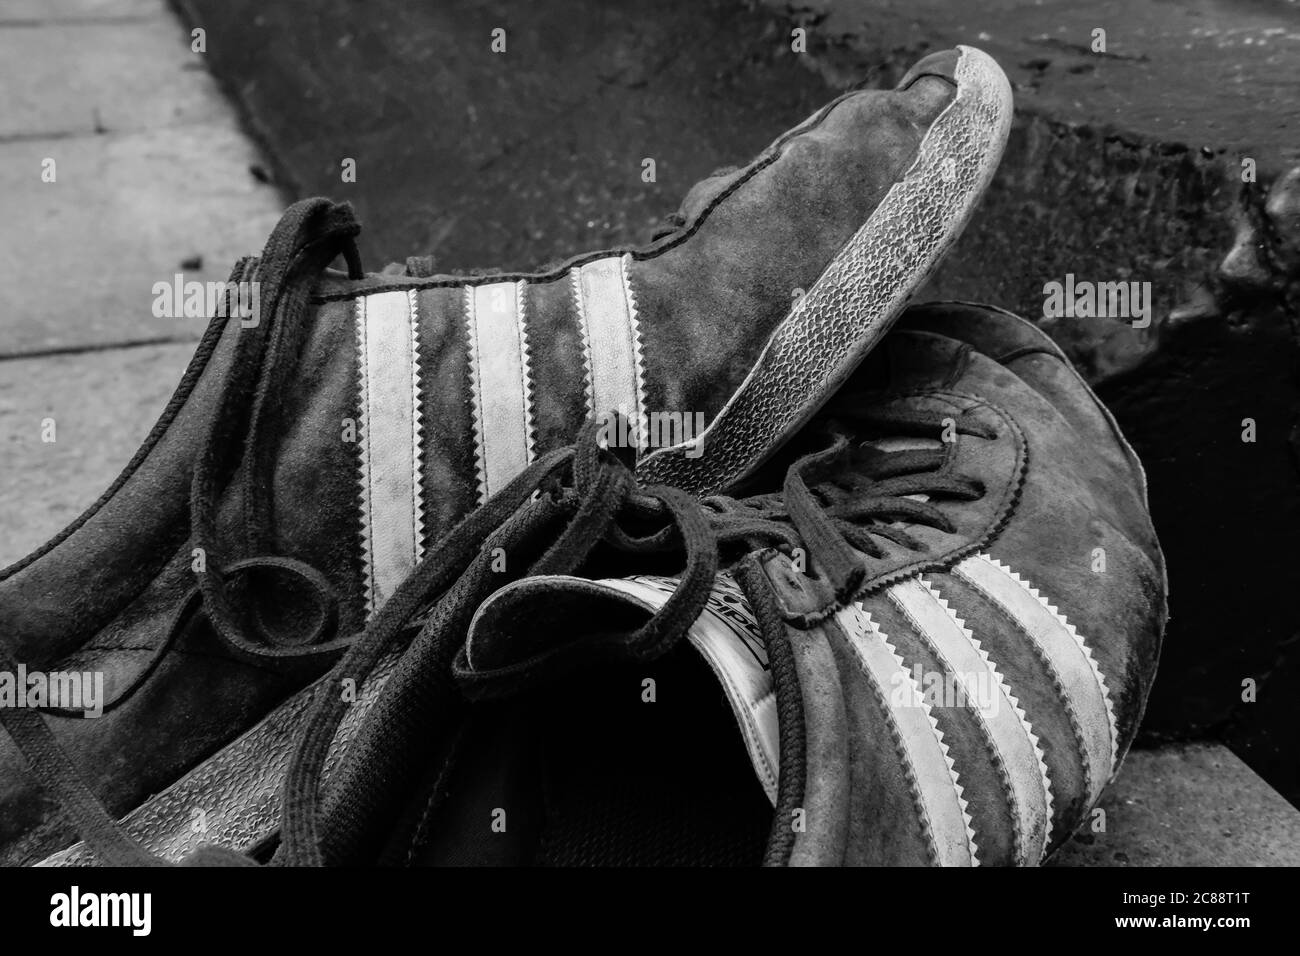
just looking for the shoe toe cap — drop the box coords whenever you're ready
[896,48,962,91]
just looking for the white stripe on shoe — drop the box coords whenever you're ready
[571,254,647,450]
[954,553,1118,805]
[355,289,425,616]
[465,281,536,502]
[890,577,1054,865]
[837,601,979,866]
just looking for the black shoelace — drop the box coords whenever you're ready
[0,199,366,865]
[0,198,988,867]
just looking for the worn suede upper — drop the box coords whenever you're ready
[767,304,1166,865]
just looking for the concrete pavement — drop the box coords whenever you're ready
[0,0,281,565]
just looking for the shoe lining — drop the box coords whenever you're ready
[402,649,772,867]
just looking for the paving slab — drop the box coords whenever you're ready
[1052,743,1300,866]
[0,124,282,354]
[0,0,159,21]
[0,343,194,568]
[0,13,227,139]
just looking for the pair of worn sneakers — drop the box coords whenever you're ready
[2,46,1165,867]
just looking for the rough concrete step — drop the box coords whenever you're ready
[0,0,159,23]
[1053,743,1300,866]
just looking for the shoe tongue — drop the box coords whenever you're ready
[596,574,779,806]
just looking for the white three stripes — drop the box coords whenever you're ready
[596,554,1112,867]
[954,554,1118,805]
[838,601,978,866]
[355,258,645,615]
[890,577,1053,865]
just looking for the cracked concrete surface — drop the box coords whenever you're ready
[1050,744,1300,866]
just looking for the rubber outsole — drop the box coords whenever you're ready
[637,45,1014,495]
